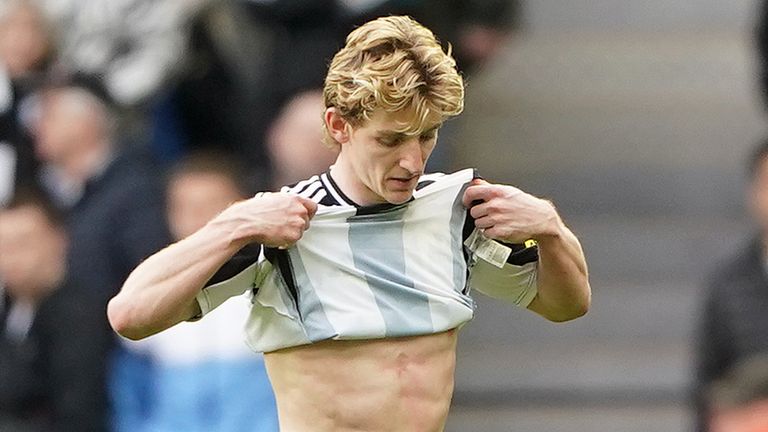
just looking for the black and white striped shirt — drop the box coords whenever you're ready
[195,169,539,353]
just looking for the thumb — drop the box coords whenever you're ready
[296,196,318,219]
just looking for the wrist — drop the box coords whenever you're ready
[205,208,254,250]
[531,201,564,242]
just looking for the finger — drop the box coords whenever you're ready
[471,178,489,186]
[296,196,319,219]
[469,201,490,219]
[473,215,494,229]
[307,201,318,219]
[289,199,312,225]
[482,226,504,241]
[462,185,496,207]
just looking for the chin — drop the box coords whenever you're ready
[384,191,414,205]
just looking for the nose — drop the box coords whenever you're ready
[398,137,425,175]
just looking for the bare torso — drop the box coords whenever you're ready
[264,329,459,432]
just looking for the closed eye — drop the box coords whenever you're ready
[376,136,403,147]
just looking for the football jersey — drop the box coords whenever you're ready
[194,168,539,353]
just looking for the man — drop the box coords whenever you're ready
[31,78,171,302]
[30,79,172,430]
[108,16,590,431]
[694,140,768,431]
[0,190,111,431]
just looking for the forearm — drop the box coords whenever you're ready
[107,192,316,339]
[107,220,248,340]
[528,221,591,322]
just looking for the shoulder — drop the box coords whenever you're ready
[96,153,165,207]
[281,174,321,195]
[279,172,346,207]
[712,240,762,280]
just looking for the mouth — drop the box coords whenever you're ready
[388,176,418,189]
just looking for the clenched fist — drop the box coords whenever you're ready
[214,192,318,248]
[462,179,561,244]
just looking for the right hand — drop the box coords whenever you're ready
[215,192,318,248]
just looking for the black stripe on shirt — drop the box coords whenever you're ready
[263,247,302,319]
[204,243,262,288]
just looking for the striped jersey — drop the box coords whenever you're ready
[194,168,539,353]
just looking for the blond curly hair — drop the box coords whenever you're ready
[322,15,465,148]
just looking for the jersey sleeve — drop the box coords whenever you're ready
[465,227,540,308]
[468,252,539,308]
[189,243,263,320]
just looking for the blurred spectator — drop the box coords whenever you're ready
[170,0,518,185]
[0,0,54,204]
[0,189,111,432]
[341,0,518,74]
[27,0,217,169]
[266,89,336,188]
[168,1,338,189]
[707,354,768,432]
[28,80,172,430]
[170,0,274,185]
[694,139,768,431]
[111,151,278,432]
[29,79,171,302]
[33,0,206,107]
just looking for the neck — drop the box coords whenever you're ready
[329,153,380,206]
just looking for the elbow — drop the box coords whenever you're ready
[540,282,592,323]
[107,295,150,341]
[545,300,590,323]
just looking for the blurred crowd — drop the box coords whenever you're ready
[0,0,516,431]
[691,3,768,432]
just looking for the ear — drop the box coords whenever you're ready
[324,107,351,145]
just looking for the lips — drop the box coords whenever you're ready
[389,176,417,188]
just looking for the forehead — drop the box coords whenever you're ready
[361,108,442,135]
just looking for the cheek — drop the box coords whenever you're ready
[0,248,36,284]
[754,188,768,214]
[168,203,201,239]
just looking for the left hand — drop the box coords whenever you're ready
[462,179,561,244]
